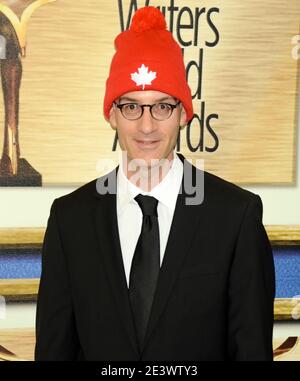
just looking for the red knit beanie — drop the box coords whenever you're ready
[103,6,194,122]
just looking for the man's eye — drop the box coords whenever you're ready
[126,104,138,110]
[158,103,170,110]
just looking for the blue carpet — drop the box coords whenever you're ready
[272,247,300,298]
[0,247,299,298]
[0,249,41,279]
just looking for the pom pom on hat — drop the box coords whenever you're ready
[130,6,167,33]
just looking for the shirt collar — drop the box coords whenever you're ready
[117,151,183,214]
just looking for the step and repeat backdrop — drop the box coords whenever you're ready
[0,0,299,185]
[0,0,299,361]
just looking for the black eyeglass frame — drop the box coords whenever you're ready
[113,100,181,121]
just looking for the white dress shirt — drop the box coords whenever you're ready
[116,151,183,288]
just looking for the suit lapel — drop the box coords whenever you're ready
[92,168,140,357]
[140,154,206,354]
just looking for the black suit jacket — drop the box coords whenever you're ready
[35,154,275,361]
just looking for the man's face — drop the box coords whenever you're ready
[109,90,187,167]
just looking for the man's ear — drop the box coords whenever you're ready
[108,104,117,130]
[179,105,188,129]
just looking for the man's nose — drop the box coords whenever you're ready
[137,106,157,133]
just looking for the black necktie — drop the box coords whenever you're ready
[129,194,160,352]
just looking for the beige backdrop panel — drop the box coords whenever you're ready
[0,0,298,185]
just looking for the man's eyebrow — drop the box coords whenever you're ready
[118,96,177,103]
[118,97,138,102]
[156,96,177,102]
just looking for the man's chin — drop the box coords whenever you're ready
[128,156,169,169]
[126,159,173,181]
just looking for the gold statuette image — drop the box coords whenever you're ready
[0,0,56,186]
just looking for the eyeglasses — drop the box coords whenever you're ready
[113,101,181,121]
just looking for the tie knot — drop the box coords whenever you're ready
[134,194,158,217]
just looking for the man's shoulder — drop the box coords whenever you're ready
[198,168,262,218]
[204,169,255,201]
[189,164,260,211]
[179,153,258,207]
[53,168,117,209]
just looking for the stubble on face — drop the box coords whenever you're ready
[109,90,187,191]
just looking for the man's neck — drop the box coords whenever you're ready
[121,153,175,192]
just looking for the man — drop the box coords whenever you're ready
[35,6,275,361]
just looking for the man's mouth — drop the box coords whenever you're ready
[135,139,160,147]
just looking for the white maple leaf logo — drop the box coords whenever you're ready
[131,64,157,90]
